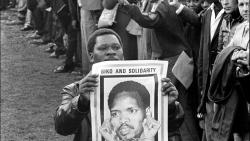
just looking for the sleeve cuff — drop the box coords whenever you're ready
[175,4,185,15]
[45,7,52,12]
[71,95,88,114]
[77,0,82,7]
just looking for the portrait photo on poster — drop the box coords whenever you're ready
[90,60,169,141]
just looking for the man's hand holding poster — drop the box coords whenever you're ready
[91,60,168,141]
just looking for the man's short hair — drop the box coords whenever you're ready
[87,28,123,55]
[108,81,150,110]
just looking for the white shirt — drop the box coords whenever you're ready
[176,3,224,41]
[209,3,224,41]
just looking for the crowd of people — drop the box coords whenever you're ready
[1,0,249,140]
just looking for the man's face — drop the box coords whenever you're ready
[110,91,145,140]
[220,0,238,13]
[238,0,249,21]
[90,34,124,63]
[201,1,211,10]
[186,0,199,11]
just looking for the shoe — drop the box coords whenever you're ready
[30,39,49,45]
[49,51,59,58]
[5,20,23,25]
[45,47,54,53]
[44,43,56,53]
[53,65,73,73]
[28,33,41,39]
[21,25,33,31]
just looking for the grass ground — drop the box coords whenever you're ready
[1,9,81,141]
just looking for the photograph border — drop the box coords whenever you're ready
[100,74,159,141]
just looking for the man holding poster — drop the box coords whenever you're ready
[54,28,184,141]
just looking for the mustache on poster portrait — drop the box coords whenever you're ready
[118,122,135,130]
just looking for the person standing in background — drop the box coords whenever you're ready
[77,0,103,75]
[170,0,226,140]
[217,0,244,52]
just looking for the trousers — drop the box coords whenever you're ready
[79,8,101,74]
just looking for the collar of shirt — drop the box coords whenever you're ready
[210,3,225,41]
[242,21,249,38]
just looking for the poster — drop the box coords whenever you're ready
[91,60,168,141]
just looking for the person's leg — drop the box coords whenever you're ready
[0,0,9,10]
[75,31,82,68]
[24,9,32,27]
[32,7,45,36]
[53,27,77,73]
[178,83,201,141]
[137,29,148,60]
[52,34,65,58]
[64,25,77,70]
[5,0,26,24]
[30,10,52,45]
[17,0,27,21]
[51,14,65,58]
[40,11,53,43]
[21,9,33,30]
[80,9,100,74]
[166,55,201,141]
[17,0,27,13]
[80,9,90,74]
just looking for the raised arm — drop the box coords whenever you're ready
[102,0,161,28]
[125,4,161,28]
[170,0,201,26]
[178,6,201,26]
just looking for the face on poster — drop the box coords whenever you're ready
[91,60,169,141]
[102,76,157,141]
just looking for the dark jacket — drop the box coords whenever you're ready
[110,0,190,59]
[0,0,9,9]
[238,74,250,102]
[178,4,225,114]
[50,0,71,30]
[54,73,185,141]
[68,0,80,22]
[27,0,38,11]
[103,0,138,60]
[207,46,249,141]
[112,5,138,60]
